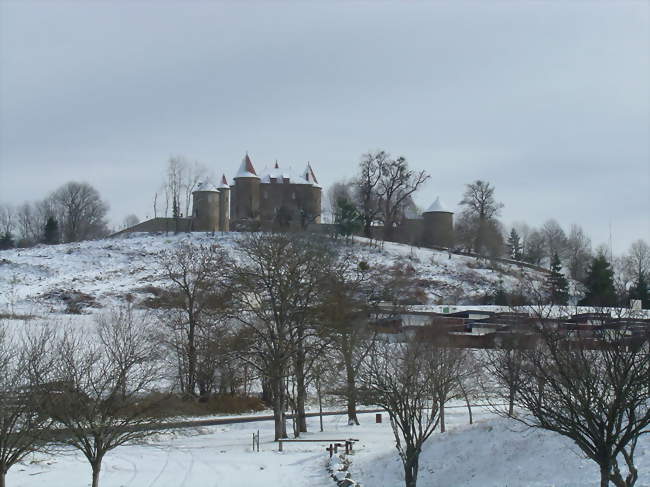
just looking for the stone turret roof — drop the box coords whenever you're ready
[194,181,219,192]
[424,197,453,214]
[218,174,230,189]
[235,153,259,179]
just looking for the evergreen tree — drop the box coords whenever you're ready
[506,228,523,260]
[335,197,362,237]
[629,272,648,309]
[578,253,617,307]
[544,253,569,305]
[0,232,15,250]
[43,217,59,245]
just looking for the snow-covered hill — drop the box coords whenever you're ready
[0,232,551,316]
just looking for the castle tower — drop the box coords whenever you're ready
[422,197,454,248]
[231,153,260,222]
[217,174,230,232]
[192,181,220,232]
[303,162,322,224]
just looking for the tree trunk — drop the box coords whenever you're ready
[459,381,473,425]
[294,333,308,434]
[508,387,515,417]
[600,465,610,487]
[295,359,307,433]
[403,453,419,487]
[317,377,324,432]
[345,354,360,425]
[439,397,445,433]
[272,376,288,441]
[187,318,197,396]
[0,468,6,487]
[91,461,102,487]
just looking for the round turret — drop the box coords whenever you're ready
[192,181,220,232]
[422,197,454,248]
[231,154,261,222]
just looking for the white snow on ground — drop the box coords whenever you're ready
[0,232,549,317]
[7,405,650,486]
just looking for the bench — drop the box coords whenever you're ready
[278,438,359,456]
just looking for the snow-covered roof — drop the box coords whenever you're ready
[218,174,230,189]
[424,197,453,214]
[193,181,219,192]
[235,154,259,179]
[257,161,319,187]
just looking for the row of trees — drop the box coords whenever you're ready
[358,295,650,487]
[0,306,161,487]
[0,182,110,248]
[152,234,409,439]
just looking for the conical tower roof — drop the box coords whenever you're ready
[424,197,453,214]
[218,174,230,189]
[235,153,259,179]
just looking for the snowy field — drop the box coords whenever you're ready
[0,232,549,316]
[6,405,650,487]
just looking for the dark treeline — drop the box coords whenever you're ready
[0,181,110,248]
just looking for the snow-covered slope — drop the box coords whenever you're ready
[0,232,549,315]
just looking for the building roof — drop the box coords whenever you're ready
[235,153,259,179]
[257,161,320,187]
[218,174,230,189]
[424,197,453,214]
[194,181,219,192]
[303,162,322,188]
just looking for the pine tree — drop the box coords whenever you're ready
[506,228,523,260]
[544,253,569,305]
[43,217,59,245]
[335,198,362,237]
[0,232,15,250]
[629,272,648,309]
[578,253,617,307]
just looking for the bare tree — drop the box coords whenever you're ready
[354,151,386,238]
[42,316,163,487]
[0,324,54,487]
[0,205,15,237]
[49,182,109,242]
[376,156,430,240]
[541,219,568,266]
[158,242,229,397]
[322,253,378,425]
[458,180,504,256]
[162,156,207,223]
[229,233,334,440]
[566,224,593,281]
[511,327,649,487]
[360,338,453,487]
[624,240,650,285]
[523,229,546,266]
[480,333,527,417]
[96,304,160,400]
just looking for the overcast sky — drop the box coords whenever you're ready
[1,1,648,253]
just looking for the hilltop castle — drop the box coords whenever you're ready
[192,154,322,232]
[118,153,454,248]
